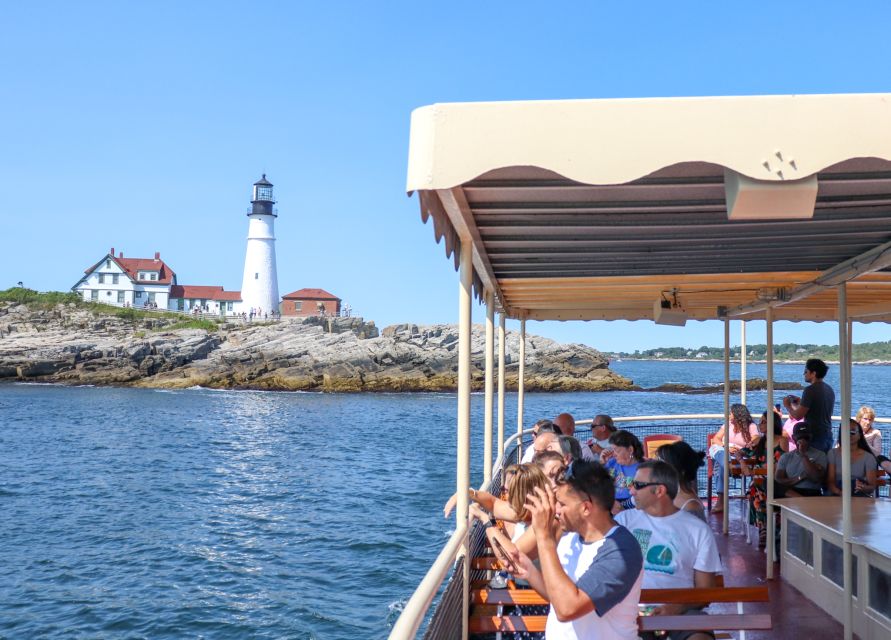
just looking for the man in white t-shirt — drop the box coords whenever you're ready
[521,420,559,463]
[616,460,723,640]
[509,460,643,640]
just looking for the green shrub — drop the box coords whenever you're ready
[160,319,220,332]
[0,287,82,305]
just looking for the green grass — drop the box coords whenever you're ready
[160,318,220,332]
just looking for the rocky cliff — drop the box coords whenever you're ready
[0,303,632,392]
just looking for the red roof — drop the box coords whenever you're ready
[282,288,341,301]
[169,285,242,301]
[84,253,176,285]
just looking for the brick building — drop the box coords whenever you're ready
[281,288,341,317]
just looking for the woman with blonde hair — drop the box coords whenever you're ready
[855,405,882,457]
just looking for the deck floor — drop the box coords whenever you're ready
[706,498,845,640]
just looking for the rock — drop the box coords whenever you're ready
[0,302,631,392]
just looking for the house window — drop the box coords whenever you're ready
[91,290,99,301]
[105,259,111,268]
[294,301,302,311]
[135,291,143,299]
[112,274,119,284]
[117,291,124,303]
[148,292,156,303]
[227,302,233,311]
[177,298,184,311]
[98,273,106,284]
[255,273,259,280]
[150,273,157,281]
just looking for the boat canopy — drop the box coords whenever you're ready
[407,93,891,323]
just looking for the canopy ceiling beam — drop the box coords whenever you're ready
[725,239,891,318]
[435,188,510,315]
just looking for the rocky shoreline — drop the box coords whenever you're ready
[0,302,632,392]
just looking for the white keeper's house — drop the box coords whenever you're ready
[72,249,244,315]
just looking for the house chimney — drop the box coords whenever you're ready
[110,247,115,256]
[119,251,123,258]
[154,251,160,261]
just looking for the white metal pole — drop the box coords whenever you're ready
[723,318,730,534]
[483,291,494,485]
[517,317,526,462]
[740,320,747,405]
[457,240,473,640]
[765,306,775,579]
[838,284,853,640]
[497,314,506,460]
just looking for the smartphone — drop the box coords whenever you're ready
[774,403,782,412]
[491,536,519,574]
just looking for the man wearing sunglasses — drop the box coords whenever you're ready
[508,460,643,639]
[616,460,722,640]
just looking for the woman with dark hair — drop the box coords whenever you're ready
[656,440,707,522]
[601,429,644,512]
[827,419,878,497]
[709,403,759,513]
[739,408,788,547]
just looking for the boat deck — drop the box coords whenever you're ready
[707,499,844,639]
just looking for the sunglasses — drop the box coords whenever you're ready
[632,480,664,490]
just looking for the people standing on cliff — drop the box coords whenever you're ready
[782,358,835,452]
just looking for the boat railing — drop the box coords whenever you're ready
[389,413,891,639]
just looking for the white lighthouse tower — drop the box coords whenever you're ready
[240,174,280,316]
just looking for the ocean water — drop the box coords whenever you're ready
[1,361,889,639]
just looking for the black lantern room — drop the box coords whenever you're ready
[250,174,276,216]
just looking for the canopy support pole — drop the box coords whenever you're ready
[497,314,506,460]
[765,306,775,579]
[517,318,526,462]
[483,291,494,485]
[723,318,730,534]
[740,320,747,405]
[838,284,853,640]
[456,240,473,640]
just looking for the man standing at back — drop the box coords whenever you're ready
[783,358,835,452]
[616,460,723,640]
[511,460,643,639]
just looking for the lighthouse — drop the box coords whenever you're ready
[240,174,280,316]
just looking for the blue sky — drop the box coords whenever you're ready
[2,2,890,352]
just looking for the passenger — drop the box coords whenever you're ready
[855,405,882,457]
[738,409,787,547]
[521,419,559,463]
[827,419,878,497]
[782,409,804,451]
[533,450,566,488]
[617,460,723,640]
[557,435,583,464]
[708,403,758,513]
[602,430,644,513]
[508,460,644,640]
[553,412,575,438]
[775,423,827,498]
[656,440,707,522]
[586,414,617,458]
[782,358,835,452]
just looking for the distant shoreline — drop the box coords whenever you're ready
[614,358,891,365]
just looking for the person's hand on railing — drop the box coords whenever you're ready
[469,503,491,523]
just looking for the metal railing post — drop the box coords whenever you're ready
[740,320,747,405]
[484,291,494,484]
[838,284,853,640]
[516,317,526,462]
[457,240,473,640]
[766,306,775,579]
[723,318,730,534]
[497,314,506,459]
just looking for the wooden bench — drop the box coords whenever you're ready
[469,575,771,636]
